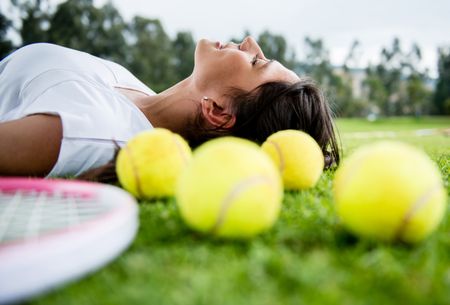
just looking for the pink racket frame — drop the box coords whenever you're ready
[0,178,139,304]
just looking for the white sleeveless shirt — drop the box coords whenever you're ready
[0,43,154,177]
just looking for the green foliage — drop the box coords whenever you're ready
[299,37,364,117]
[406,73,432,116]
[47,0,128,62]
[12,0,50,45]
[127,17,177,92]
[2,0,444,117]
[364,38,433,117]
[172,31,195,81]
[0,10,13,59]
[257,30,296,69]
[231,30,296,70]
[433,47,450,115]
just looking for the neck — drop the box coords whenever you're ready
[136,76,200,138]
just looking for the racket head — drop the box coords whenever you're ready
[0,178,139,304]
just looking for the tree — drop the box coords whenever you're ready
[127,17,176,92]
[11,0,50,45]
[47,0,127,63]
[0,11,13,59]
[377,38,404,115]
[343,40,361,71]
[405,73,432,116]
[364,66,388,115]
[340,40,371,115]
[47,0,97,50]
[363,38,432,116]
[433,47,450,115]
[86,1,128,63]
[299,37,337,89]
[402,44,432,116]
[172,31,195,81]
[300,37,362,117]
[366,38,423,116]
[229,30,296,69]
[257,30,295,69]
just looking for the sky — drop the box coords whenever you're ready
[99,0,449,77]
[3,0,450,76]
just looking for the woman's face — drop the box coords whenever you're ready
[193,36,299,97]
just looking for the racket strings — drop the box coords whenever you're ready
[0,191,110,244]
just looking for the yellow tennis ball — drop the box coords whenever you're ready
[261,129,325,190]
[116,128,192,199]
[333,141,447,243]
[176,137,283,238]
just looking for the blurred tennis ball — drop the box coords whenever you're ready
[333,141,446,243]
[116,128,192,199]
[261,129,324,190]
[176,137,283,238]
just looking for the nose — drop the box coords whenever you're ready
[240,36,262,54]
[242,36,255,45]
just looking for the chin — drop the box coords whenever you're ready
[198,39,214,52]
[195,39,215,63]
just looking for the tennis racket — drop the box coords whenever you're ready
[0,178,139,304]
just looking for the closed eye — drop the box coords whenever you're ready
[251,54,259,66]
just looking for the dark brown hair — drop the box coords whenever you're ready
[79,78,340,182]
[186,77,340,167]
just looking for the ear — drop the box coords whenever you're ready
[200,97,236,129]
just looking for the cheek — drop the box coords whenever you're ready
[194,48,258,91]
[212,53,252,86]
[216,55,244,76]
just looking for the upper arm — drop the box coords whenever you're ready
[0,114,62,177]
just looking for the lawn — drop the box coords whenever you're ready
[30,117,449,305]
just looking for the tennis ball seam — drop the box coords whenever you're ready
[266,140,285,174]
[394,182,443,241]
[334,153,365,210]
[124,146,143,198]
[209,175,274,235]
[171,134,190,165]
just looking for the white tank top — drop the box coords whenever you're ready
[0,43,154,177]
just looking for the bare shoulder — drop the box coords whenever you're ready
[0,114,62,177]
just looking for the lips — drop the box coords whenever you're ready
[215,41,222,49]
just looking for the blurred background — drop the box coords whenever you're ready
[1,0,449,118]
[0,2,448,304]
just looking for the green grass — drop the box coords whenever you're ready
[336,117,450,167]
[336,116,450,133]
[29,117,450,305]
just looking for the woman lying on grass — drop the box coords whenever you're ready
[0,36,340,179]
